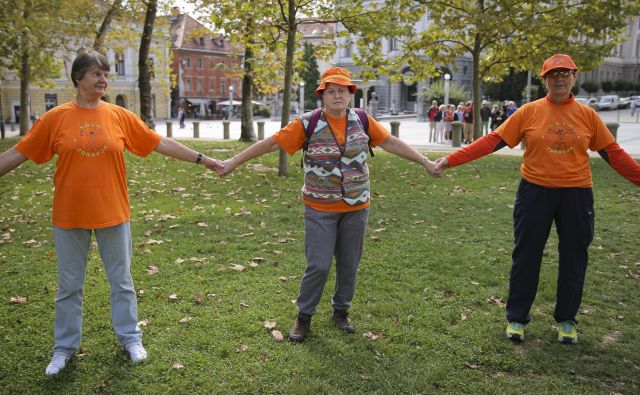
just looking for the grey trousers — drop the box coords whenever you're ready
[52,222,141,355]
[296,206,369,316]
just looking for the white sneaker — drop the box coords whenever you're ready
[125,342,147,363]
[45,353,71,376]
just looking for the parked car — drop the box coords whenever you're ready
[597,95,620,111]
[619,97,632,109]
[575,97,589,105]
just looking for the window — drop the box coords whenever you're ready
[45,94,57,111]
[185,79,192,93]
[209,78,215,92]
[221,78,226,93]
[463,66,468,75]
[199,37,204,46]
[115,53,125,75]
[197,58,203,69]
[197,79,203,94]
[343,43,352,57]
[184,58,191,69]
[388,38,397,52]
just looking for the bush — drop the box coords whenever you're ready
[422,79,469,106]
[253,105,271,117]
[581,80,600,96]
[601,80,614,93]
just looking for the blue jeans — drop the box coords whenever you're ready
[52,222,141,355]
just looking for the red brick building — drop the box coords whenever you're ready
[168,13,240,119]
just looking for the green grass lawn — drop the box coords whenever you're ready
[0,136,638,394]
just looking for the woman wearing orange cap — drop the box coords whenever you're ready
[435,54,640,344]
[218,67,440,342]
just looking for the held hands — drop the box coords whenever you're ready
[215,158,238,178]
[201,156,225,172]
[434,157,449,174]
[422,156,444,178]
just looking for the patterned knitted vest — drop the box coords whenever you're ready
[299,108,370,205]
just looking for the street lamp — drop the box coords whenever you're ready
[444,73,451,106]
[228,84,234,121]
[299,81,305,114]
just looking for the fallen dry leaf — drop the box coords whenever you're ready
[236,344,249,352]
[272,330,284,342]
[146,239,164,245]
[197,222,209,228]
[279,276,288,282]
[10,296,28,304]
[179,316,192,324]
[263,320,277,329]
[252,257,266,263]
[249,262,258,268]
[230,264,245,271]
[175,258,186,264]
[172,362,184,369]
[260,354,269,363]
[169,293,179,301]
[194,292,203,305]
[147,264,159,275]
[487,296,505,307]
[138,319,149,327]
[239,302,250,308]
[363,331,382,341]
[278,237,295,243]
[465,362,479,369]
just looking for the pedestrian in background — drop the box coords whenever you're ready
[427,100,439,143]
[480,101,491,135]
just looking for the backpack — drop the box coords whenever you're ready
[302,108,374,158]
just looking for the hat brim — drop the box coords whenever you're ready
[315,80,357,96]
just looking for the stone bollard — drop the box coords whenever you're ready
[165,121,172,138]
[222,121,230,139]
[451,121,462,147]
[605,122,619,140]
[193,121,200,138]
[390,121,400,137]
[257,121,265,140]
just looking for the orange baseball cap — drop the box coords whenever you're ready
[539,54,578,77]
[315,67,357,95]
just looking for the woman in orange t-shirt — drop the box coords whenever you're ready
[436,54,640,345]
[217,67,440,343]
[0,51,223,376]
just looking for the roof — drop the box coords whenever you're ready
[167,13,231,53]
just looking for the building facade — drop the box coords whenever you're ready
[168,13,240,119]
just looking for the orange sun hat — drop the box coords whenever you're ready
[315,67,357,96]
[539,54,578,77]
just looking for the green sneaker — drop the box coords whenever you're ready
[506,322,525,342]
[558,321,578,344]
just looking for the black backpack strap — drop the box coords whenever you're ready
[354,108,374,157]
[301,108,323,167]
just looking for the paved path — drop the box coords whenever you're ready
[3,109,639,158]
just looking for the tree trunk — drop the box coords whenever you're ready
[239,17,256,141]
[19,8,30,136]
[94,0,120,55]
[138,0,156,129]
[278,0,297,176]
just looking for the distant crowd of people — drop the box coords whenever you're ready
[427,99,519,144]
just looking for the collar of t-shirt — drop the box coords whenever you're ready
[545,92,575,105]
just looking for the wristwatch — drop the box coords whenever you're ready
[195,153,203,164]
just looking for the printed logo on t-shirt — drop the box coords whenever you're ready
[545,121,575,154]
[76,123,109,157]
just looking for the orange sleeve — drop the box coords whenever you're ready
[14,116,55,164]
[119,109,162,157]
[496,108,525,148]
[588,111,616,152]
[271,118,306,155]
[446,132,505,168]
[601,143,640,186]
[367,115,391,147]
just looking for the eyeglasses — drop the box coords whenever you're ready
[546,70,574,79]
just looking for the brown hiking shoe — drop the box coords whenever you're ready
[288,313,311,343]
[332,310,356,334]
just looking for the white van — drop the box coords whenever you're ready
[597,95,620,111]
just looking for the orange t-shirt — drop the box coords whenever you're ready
[15,102,162,229]
[496,96,615,187]
[272,111,390,212]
